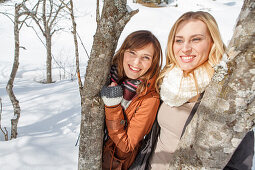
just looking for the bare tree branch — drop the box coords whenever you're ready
[18,13,31,30]
[49,2,64,33]
[0,97,7,141]
[47,0,53,25]
[96,0,100,24]
[51,27,64,35]
[77,32,89,59]
[0,127,8,141]
[58,0,70,10]
[22,2,46,35]
[42,0,47,35]
[0,11,14,23]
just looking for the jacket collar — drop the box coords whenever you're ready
[138,74,158,97]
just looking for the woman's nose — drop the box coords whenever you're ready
[132,57,141,65]
[182,42,192,53]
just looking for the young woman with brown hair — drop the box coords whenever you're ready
[101,30,163,170]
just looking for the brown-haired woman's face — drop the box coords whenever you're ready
[123,43,153,79]
[173,19,212,73]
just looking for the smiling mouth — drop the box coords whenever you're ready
[180,55,195,63]
[129,64,141,72]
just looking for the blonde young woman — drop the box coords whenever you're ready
[147,11,254,170]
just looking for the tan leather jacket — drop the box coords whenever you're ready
[103,75,160,169]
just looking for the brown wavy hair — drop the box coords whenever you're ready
[113,30,162,94]
[156,11,226,93]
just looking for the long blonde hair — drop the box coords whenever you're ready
[156,11,226,93]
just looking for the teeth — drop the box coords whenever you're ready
[130,65,140,71]
[182,56,193,60]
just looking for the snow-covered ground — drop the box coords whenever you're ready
[0,0,243,169]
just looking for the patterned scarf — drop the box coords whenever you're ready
[110,65,141,102]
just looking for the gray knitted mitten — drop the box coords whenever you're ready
[101,85,123,106]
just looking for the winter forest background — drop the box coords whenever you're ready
[0,0,250,169]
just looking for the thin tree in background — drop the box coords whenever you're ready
[77,0,138,169]
[22,0,65,83]
[0,96,8,140]
[168,0,255,169]
[0,97,8,141]
[6,1,29,139]
[58,0,83,96]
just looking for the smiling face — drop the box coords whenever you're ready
[123,43,154,79]
[173,19,213,74]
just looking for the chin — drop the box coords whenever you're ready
[126,75,138,79]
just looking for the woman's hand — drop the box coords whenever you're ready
[101,82,123,107]
[109,82,117,87]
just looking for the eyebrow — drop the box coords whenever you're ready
[129,49,153,57]
[143,54,153,57]
[175,34,205,38]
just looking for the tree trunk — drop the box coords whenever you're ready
[43,0,52,83]
[68,0,83,95]
[46,32,52,83]
[78,0,138,169]
[169,0,255,169]
[6,3,22,140]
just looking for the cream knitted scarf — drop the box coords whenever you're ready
[160,65,211,107]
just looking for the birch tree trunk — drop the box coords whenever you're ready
[6,3,22,139]
[67,0,82,95]
[78,0,138,169]
[169,0,255,169]
[58,0,82,92]
[43,0,52,83]
[46,32,52,83]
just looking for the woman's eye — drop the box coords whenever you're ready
[129,51,135,55]
[192,38,201,42]
[175,39,183,43]
[143,56,151,60]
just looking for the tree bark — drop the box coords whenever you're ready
[78,0,138,169]
[169,0,255,169]
[43,0,52,83]
[46,32,52,83]
[6,3,22,140]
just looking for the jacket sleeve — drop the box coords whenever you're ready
[224,130,254,170]
[105,93,160,153]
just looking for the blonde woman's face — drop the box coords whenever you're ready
[123,43,153,79]
[173,19,213,73]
